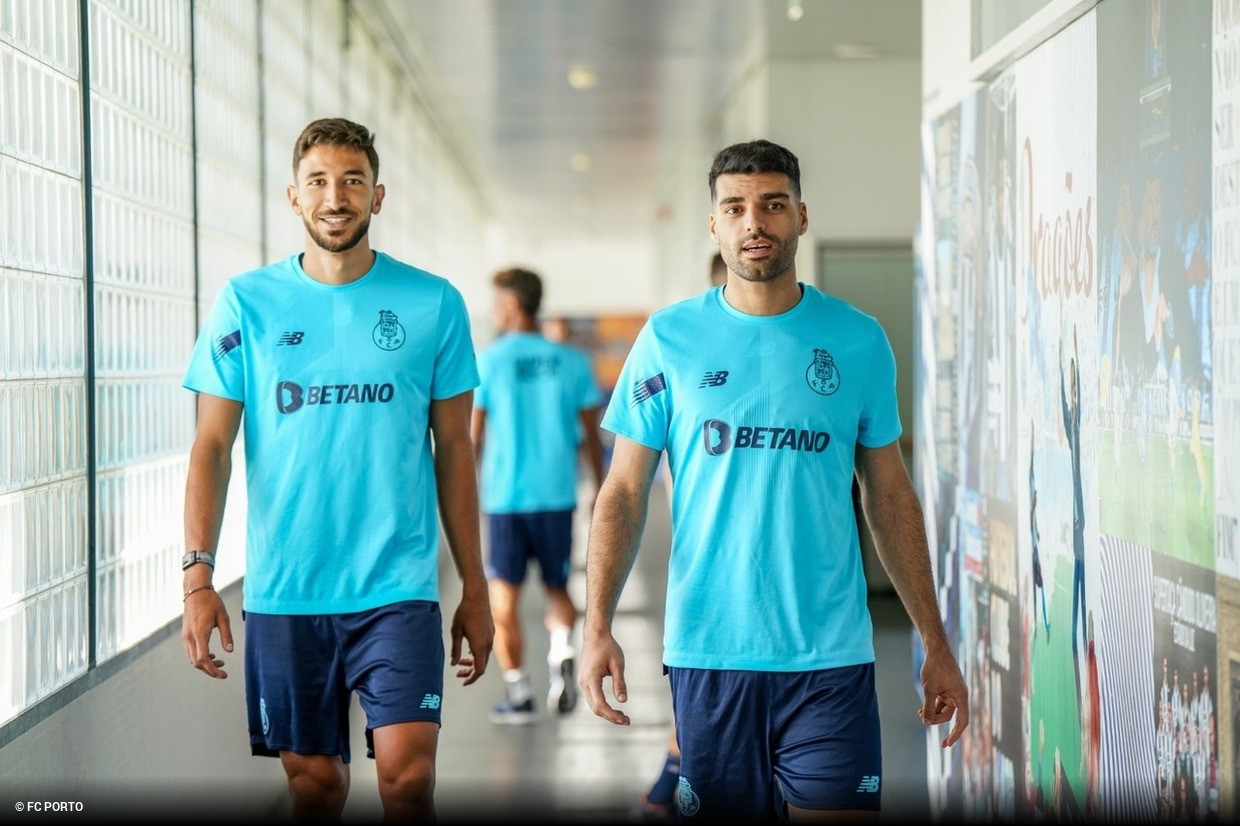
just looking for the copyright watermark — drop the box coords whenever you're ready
[14,801,84,812]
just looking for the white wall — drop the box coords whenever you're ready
[921,0,976,120]
[770,59,922,244]
[653,53,923,304]
[478,234,660,322]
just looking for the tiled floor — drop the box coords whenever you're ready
[307,484,933,823]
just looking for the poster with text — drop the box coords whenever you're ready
[1015,10,1098,820]
[1214,0,1240,580]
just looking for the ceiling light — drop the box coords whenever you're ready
[570,152,591,172]
[567,63,597,90]
[786,1,803,22]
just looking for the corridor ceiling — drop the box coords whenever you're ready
[363,0,922,236]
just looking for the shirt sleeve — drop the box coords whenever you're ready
[431,282,481,400]
[182,283,245,402]
[857,321,902,448]
[474,347,493,410]
[599,320,668,452]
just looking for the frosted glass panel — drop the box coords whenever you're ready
[0,0,88,728]
[87,0,195,664]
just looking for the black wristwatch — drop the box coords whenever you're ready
[181,550,216,570]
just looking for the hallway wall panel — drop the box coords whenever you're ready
[919,0,1226,820]
[0,0,89,725]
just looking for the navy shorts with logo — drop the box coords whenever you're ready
[668,662,882,821]
[486,510,574,588]
[243,599,444,763]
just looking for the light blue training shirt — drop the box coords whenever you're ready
[476,332,602,513]
[183,252,479,614]
[601,284,901,671]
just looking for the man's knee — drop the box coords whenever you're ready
[489,579,523,616]
[281,752,349,810]
[377,753,435,806]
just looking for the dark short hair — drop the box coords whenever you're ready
[493,267,543,317]
[292,118,380,181]
[708,139,801,201]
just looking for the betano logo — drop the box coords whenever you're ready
[702,419,830,456]
[276,381,395,413]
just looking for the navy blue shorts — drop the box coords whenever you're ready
[486,510,574,588]
[668,663,882,821]
[243,600,444,763]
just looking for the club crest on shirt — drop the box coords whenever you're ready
[806,348,840,395]
[373,309,406,351]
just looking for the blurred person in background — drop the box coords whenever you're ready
[473,267,606,725]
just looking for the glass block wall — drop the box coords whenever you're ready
[1,0,490,729]
[1,0,90,724]
[87,0,196,661]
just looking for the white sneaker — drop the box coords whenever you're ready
[547,657,578,714]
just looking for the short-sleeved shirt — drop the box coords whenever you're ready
[183,252,479,615]
[601,284,901,671]
[476,332,602,513]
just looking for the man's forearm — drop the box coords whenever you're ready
[863,480,951,654]
[436,439,487,593]
[183,442,232,586]
[583,480,648,633]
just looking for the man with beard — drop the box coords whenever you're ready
[579,139,968,822]
[180,117,493,821]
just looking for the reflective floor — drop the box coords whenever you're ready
[302,485,932,823]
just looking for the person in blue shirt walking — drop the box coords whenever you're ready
[579,139,969,822]
[473,267,606,724]
[180,117,493,821]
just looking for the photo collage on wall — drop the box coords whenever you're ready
[919,1,1227,821]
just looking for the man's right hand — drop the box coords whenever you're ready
[578,630,631,726]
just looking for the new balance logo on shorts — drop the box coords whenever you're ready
[699,370,729,388]
[419,694,441,710]
[855,775,880,793]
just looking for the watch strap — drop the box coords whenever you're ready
[181,550,216,570]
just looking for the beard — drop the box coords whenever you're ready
[723,233,799,283]
[304,211,371,253]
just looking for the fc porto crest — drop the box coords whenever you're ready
[806,348,840,395]
[373,309,406,351]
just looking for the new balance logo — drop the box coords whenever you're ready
[699,370,729,388]
[855,775,880,793]
[419,694,441,710]
[278,331,305,346]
